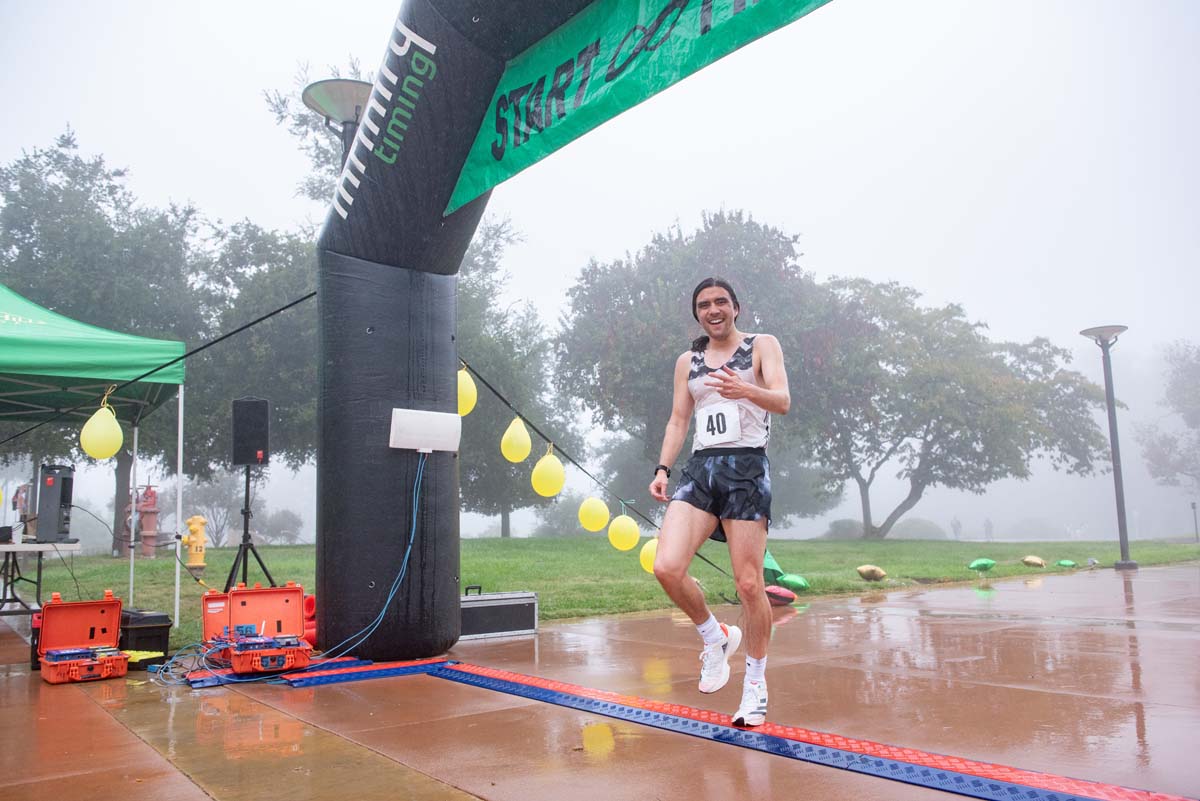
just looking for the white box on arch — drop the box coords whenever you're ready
[388,408,461,453]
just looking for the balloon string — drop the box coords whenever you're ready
[460,357,732,580]
[99,385,117,410]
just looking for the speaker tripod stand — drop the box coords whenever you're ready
[224,464,276,592]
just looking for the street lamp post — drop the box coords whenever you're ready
[301,79,374,167]
[1191,501,1198,543]
[1081,325,1137,570]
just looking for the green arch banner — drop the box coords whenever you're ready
[447,0,832,214]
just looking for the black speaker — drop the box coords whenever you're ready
[35,464,74,542]
[232,398,270,466]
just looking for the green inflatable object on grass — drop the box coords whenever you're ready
[763,552,809,593]
[777,573,810,592]
[968,558,996,572]
[1056,559,1078,568]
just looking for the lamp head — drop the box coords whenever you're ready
[1080,325,1128,346]
[301,79,373,125]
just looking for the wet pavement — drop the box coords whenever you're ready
[1,564,1197,800]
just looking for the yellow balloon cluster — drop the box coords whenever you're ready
[500,417,531,462]
[531,447,565,497]
[608,514,639,551]
[457,368,477,416]
[577,497,610,531]
[80,404,123,460]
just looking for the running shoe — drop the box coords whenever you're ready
[732,679,768,727]
[698,623,742,693]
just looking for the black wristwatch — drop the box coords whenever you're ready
[654,464,671,479]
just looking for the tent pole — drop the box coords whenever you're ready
[128,425,139,605]
[174,387,183,628]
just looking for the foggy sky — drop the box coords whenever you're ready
[2,1,1197,544]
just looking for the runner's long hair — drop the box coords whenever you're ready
[690,277,740,352]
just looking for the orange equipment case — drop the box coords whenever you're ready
[211,582,313,674]
[201,589,231,643]
[38,589,129,684]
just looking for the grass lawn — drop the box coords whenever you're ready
[24,537,1200,651]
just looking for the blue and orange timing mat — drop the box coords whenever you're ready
[285,658,1195,801]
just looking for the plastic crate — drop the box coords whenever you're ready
[38,590,129,684]
[119,609,172,670]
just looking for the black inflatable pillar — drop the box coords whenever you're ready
[315,0,594,659]
[315,0,493,659]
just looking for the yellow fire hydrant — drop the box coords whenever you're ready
[182,515,208,576]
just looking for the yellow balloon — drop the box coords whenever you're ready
[500,417,531,462]
[457,369,477,416]
[608,515,639,551]
[531,452,566,497]
[80,406,123,459]
[578,497,610,532]
[639,537,659,574]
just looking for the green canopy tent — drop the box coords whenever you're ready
[0,283,186,624]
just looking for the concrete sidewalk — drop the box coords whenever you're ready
[2,564,1197,800]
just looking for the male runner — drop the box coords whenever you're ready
[649,277,790,727]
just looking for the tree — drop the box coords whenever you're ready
[264,60,369,205]
[531,491,588,537]
[0,132,220,551]
[259,508,305,544]
[801,278,1110,538]
[555,211,838,520]
[1136,341,1200,494]
[196,222,319,472]
[822,519,864,539]
[890,517,948,540]
[0,134,324,554]
[457,219,581,538]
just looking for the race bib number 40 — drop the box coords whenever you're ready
[694,401,741,449]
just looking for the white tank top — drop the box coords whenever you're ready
[687,336,770,452]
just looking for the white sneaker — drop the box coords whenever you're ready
[698,624,742,693]
[732,679,768,727]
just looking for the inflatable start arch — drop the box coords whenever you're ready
[316,0,831,659]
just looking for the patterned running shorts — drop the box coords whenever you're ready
[671,448,771,540]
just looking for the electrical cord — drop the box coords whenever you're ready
[49,543,84,600]
[69,504,110,534]
[68,503,184,547]
[170,547,213,590]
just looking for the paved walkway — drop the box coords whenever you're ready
[2,564,1197,800]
